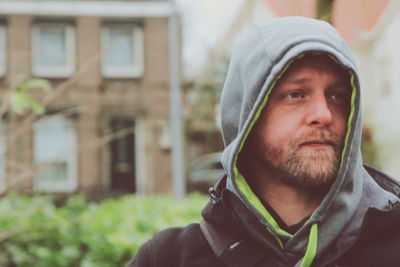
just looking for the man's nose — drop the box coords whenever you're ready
[305,96,333,128]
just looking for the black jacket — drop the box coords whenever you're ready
[128,177,400,267]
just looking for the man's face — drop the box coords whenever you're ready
[249,56,351,189]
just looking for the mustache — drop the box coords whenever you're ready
[292,130,343,149]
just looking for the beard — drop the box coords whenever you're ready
[252,129,343,190]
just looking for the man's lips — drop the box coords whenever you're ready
[299,140,335,147]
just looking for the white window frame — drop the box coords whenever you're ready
[33,115,78,192]
[31,22,76,78]
[0,24,6,77]
[101,23,144,78]
[0,122,6,193]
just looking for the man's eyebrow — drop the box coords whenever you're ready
[282,78,350,88]
[286,78,310,83]
[284,77,310,84]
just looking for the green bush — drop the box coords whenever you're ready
[0,193,208,266]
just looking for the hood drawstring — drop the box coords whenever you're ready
[300,223,318,267]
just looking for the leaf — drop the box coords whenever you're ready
[23,79,52,93]
[18,82,28,91]
[10,92,45,115]
[30,100,45,115]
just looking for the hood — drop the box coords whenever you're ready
[219,17,398,266]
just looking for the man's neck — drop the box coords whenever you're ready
[239,161,325,227]
[255,179,322,226]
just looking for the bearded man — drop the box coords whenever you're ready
[129,17,400,267]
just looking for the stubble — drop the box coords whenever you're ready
[256,130,343,190]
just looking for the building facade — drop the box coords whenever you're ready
[0,0,178,196]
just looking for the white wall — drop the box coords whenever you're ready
[355,11,400,178]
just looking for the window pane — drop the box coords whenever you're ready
[105,28,134,67]
[38,27,66,66]
[37,162,67,181]
[34,117,74,181]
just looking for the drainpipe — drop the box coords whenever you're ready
[168,0,185,199]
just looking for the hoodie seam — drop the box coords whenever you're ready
[253,24,273,64]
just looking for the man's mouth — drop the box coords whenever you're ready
[299,140,335,148]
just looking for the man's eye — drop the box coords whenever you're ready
[328,92,345,100]
[286,92,303,99]
[329,94,338,100]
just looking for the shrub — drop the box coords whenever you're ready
[0,193,208,266]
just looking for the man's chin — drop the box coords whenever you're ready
[276,155,339,190]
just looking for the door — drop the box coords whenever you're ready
[110,118,136,192]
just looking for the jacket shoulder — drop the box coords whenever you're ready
[364,164,400,196]
[127,223,223,267]
[337,204,400,266]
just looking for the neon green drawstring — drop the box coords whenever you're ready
[300,223,318,267]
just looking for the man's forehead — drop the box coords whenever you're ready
[278,53,351,85]
[289,54,347,73]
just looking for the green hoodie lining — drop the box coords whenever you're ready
[342,73,357,164]
[232,52,357,250]
[300,223,318,267]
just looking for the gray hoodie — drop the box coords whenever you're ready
[219,17,399,266]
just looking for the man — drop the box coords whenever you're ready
[130,17,400,267]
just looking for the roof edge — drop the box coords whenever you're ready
[0,1,173,18]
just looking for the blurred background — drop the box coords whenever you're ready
[0,0,399,265]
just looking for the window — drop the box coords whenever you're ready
[101,23,144,78]
[0,122,6,193]
[0,24,5,77]
[32,22,75,77]
[34,115,77,192]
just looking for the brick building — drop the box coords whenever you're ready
[0,0,179,195]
